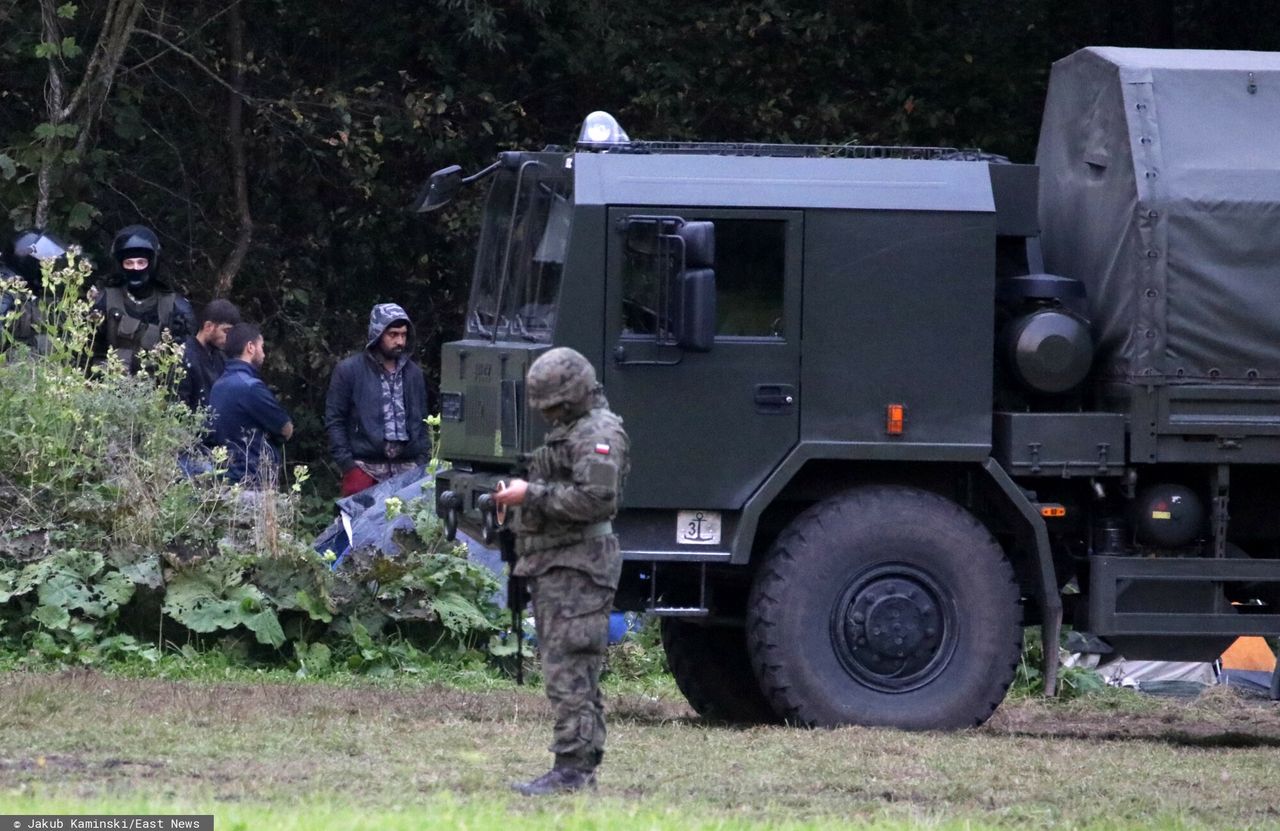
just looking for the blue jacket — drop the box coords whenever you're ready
[209,359,292,484]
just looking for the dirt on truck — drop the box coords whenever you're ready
[417,46,1280,730]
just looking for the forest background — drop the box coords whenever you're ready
[3,0,1278,499]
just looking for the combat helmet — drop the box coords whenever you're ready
[9,229,68,289]
[527,347,598,419]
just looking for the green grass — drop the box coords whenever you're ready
[2,669,1280,829]
[0,793,980,831]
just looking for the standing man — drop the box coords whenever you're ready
[177,299,242,411]
[492,347,630,796]
[208,323,293,486]
[325,303,429,496]
[92,224,194,372]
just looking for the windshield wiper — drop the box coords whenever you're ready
[469,309,510,339]
[512,313,543,342]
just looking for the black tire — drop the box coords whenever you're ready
[661,618,780,724]
[747,485,1022,730]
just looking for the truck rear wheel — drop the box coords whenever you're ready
[747,485,1022,729]
[661,618,779,724]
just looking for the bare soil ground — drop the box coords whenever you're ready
[2,670,1280,828]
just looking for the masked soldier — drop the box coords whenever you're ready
[91,224,194,371]
[492,347,630,796]
[2,229,69,354]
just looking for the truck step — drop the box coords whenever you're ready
[1089,555,1280,637]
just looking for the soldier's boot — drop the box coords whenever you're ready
[510,766,597,796]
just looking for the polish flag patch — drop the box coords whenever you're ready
[594,443,611,455]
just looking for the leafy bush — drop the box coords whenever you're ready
[0,255,504,674]
[1010,627,1107,701]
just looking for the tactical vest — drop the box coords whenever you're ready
[104,285,176,370]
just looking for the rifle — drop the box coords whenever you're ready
[498,526,525,685]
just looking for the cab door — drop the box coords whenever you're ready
[604,208,802,509]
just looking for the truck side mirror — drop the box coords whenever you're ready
[677,267,716,352]
[678,221,715,269]
[412,165,463,212]
[675,221,716,351]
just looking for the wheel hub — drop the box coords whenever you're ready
[831,567,955,692]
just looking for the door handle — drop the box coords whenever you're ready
[755,384,796,413]
[613,344,682,367]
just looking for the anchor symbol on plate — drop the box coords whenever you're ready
[683,511,715,542]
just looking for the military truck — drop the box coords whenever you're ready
[418,47,1280,729]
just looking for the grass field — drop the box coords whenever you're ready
[2,668,1279,830]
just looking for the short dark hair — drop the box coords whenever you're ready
[199,298,242,328]
[224,322,261,359]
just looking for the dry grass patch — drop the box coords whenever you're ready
[2,669,1279,829]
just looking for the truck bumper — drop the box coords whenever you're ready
[434,466,511,548]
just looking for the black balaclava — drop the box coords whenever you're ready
[111,224,161,295]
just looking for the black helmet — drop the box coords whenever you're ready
[111,224,160,290]
[9,229,69,288]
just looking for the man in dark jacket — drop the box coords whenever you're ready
[177,298,241,411]
[325,303,430,496]
[209,323,294,486]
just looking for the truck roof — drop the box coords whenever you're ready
[572,151,997,213]
[1083,46,1280,71]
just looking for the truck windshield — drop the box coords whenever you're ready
[467,158,571,342]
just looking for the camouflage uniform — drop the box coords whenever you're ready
[512,347,630,779]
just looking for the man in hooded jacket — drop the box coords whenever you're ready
[325,302,430,496]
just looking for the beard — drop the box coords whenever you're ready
[379,344,405,361]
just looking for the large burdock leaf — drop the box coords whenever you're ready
[32,603,71,630]
[0,559,53,603]
[163,564,284,647]
[36,550,134,618]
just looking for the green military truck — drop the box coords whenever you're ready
[419,47,1280,729]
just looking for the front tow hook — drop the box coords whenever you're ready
[476,493,499,545]
[439,490,463,542]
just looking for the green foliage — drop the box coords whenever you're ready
[1010,627,1108,701]
[162,554,288,647]
[0,259,504,675]
[602,615,668,683]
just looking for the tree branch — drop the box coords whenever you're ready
[214,0,252,295]
[36,0,67,226]
[131,26,253,103]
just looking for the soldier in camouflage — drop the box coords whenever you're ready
[492,346,630,796]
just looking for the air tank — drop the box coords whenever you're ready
[998,273,1094,395]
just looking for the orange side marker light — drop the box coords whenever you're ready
[886,403,906,436]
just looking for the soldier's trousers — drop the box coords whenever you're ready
[530,566,615,770]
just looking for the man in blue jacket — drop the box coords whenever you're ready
[325,303,430,496]
[209,322,294,486]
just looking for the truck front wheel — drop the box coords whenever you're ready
[661,618,779,724]
[747,485,1022,729]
